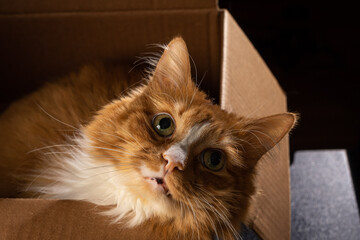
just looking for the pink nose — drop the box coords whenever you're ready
[162,153,184,173]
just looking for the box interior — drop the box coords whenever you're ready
[0,1,290,239]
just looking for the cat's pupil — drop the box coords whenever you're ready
[210,152,221,166]
[158,117,171,130]
[201,149,224,171]
[152,113,175,137]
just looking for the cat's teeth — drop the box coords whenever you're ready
[145,176,170,195]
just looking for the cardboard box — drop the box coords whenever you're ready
[0,0,290,239]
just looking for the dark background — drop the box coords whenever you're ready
[219,0,359,204]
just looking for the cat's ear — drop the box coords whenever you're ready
[151,37,192,87]
[241,113,297,162]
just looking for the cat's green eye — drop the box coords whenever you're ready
[201,149,225,171]
[152,113,175,137]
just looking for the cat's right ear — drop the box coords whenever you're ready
[240,113,297,165]
[150,37,192,89]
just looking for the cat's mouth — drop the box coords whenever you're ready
[144,177,171,196]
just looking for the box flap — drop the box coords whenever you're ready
[0,198,158,240]
[0,0,218,14]
[220,10,290,240]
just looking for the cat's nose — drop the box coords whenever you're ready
[162,153,184,173]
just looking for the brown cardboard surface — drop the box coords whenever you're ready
[220,11,290,240]
[0,0,217,14]
[0,1,290,240]
[0,198,156,240]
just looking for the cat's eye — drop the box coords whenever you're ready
[201,149,225,171]
[152,113,175,137]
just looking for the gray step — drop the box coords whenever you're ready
[291,150,360,240]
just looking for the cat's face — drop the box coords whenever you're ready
[85,38,296,238]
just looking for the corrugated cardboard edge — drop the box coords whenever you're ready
[0,0,217,14]
[220,10,291,240]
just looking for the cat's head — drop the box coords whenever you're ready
[85,37,296,239]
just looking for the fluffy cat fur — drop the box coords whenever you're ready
[0,37,296,240]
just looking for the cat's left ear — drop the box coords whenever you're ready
[241,113,297,163]
[151,37,192,88]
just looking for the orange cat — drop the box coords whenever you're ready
[0,37,296,239]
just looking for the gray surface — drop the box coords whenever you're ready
[291,150,360,240]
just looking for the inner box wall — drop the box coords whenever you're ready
[0,10,222,111]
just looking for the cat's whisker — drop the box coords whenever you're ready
[25,166,53,193]
[37,104,81,131]
[85,146,138,157]
[137,51,162,61]
[203,200,235,239]
[92,130,142,151]
[42,147,136,157]
[239,129,277,145]
[197,71,207,89]
[188,71,207,109]
[158,92,177,104]
[84,168,133,179]
[129,61,148,74]
[187,188,220,240]
[85,123,142,152]
[192,198,219,240]
[240,129,282,159]
[84,157,136,164]
[197,196,225,239]
[180,199,194,238]
[244,129,282,155]
[227,118,248,132]
[132,54,159,70]
[187,88,198,109]
[42,150,137,165]
[42,152,126,160]
[82,163,135,170]
[229,130,261,151]
[188,54,198,86]
[153,92,177,104]
[145,43,167,50]
[231,142,244,157]
[194,185,240,240]
[98,171,139,188]
[27,144,78,154]
[55,129,77,132]
[90,136,132,152]
[117,78,145,97]
[227,135,254,153]
[43,151,77,156]
[156,68,186,104]
[209,200,239,239]
[186,198,201,240]
[35,105,142,157]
